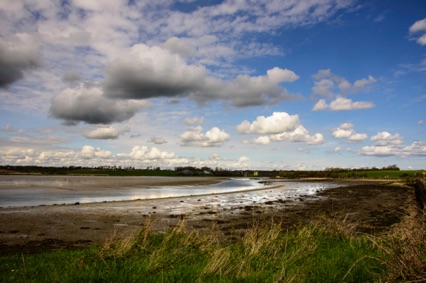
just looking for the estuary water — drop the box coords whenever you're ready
[0,175,340,208]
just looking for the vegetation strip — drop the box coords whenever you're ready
[0,220,388,282]
[1,201,425,282]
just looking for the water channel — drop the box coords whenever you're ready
[0,175,341,208]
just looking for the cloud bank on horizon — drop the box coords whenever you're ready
[0,0,425,170]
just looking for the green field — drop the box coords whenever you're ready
[1,165,424,180]
[0,221,390,282]
[338,170,423,180]
[2,217,425,282]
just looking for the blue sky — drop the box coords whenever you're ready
[0,0,425,170]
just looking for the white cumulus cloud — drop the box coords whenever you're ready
[314,97,374,111]
[417,34,426,45]
[402,141,426,156]
[409,18,426,45]
[358,145,396,157]
[312,99,328,111]
[236,112,300,134]
[270,126,325,144]
[332,123,368,142]
[357,132,426,157]
[80,145,112,159]
[353,75,377,93]
[82,126,129,140]
[253,136,271,145]
[237,112,324,145]
[128,146,176,160]
[371,132,404,146]
[329,97,375,111]
[348,133,368,142]
[409,18,426,33]
[312,69,376,97]
[311,70,376,111]
[180,126,230,147]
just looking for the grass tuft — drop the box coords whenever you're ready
[1,211,425,282]
[368,209,426,281]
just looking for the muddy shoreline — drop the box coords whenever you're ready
[0,179,414,255]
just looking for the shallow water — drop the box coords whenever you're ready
[0,176,261,207]
[0,175,340,208]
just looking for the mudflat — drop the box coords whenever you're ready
[0,179,415,254]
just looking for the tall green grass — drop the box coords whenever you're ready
[0,219,393,283]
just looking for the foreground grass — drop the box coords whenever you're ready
[1,217,425,282]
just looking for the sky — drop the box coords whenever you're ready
[0,0,425,171]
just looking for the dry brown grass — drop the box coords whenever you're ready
[368,201,426,282]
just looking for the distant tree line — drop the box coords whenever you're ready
[175,166,253,177]
[0,165,138,174]
[0,164,407,179]
[324,165,400,172]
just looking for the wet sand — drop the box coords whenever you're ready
[0,179,415,254]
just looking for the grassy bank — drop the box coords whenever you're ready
[338,170,423,181]
[1,216,425,282]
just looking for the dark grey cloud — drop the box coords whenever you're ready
[148,136,167,145]
[50,43,301,126]
[103,44,206,100]
[49,84,151,125]
[0,34,42,88]
[205,68,300,107]
[103,43,300,107]
[62,70,82,84]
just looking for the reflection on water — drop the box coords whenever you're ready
[0,176,340,208]
[0,176,265,207]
